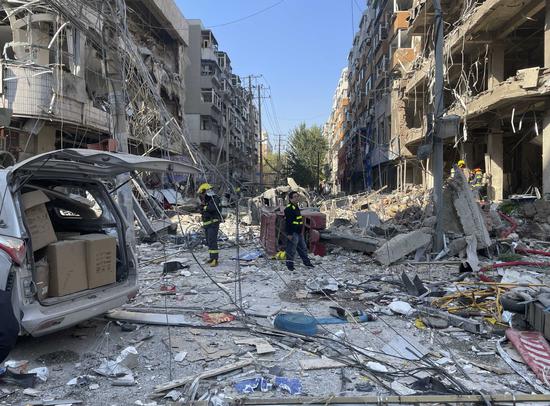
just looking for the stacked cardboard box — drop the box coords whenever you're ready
[22,191,117,298]
[21,191,57,251]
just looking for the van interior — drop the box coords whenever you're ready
[20,178,129,305]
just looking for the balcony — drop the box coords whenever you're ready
[391,11,410,39]
[197,129,219,147]
[3,64,109,133]
[201,89,222,111]
[201,47,218,63]
[391,48,415,70]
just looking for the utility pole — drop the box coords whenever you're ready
[277,133,282,185]
[258,83,264,190]
[433,0,445,252]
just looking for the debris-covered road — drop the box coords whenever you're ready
[5,182,550,405]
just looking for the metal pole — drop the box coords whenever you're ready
[317,150,320,192]
[433,0,445,252]
[258,84,263,190]
[226,106,230,182]
[277,134,281,185]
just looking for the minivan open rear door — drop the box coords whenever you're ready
[6,149,199,181]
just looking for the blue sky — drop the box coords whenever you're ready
[176,0,365,148]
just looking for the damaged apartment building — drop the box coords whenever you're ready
[323,67,348,194]
[0,0,192,168]
[185,21,260,183]
[338,0,411,193]
[0,0,259,184]
[331,0,550,201]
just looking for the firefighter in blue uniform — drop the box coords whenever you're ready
[198,183,223,267]
[284,191,314,271]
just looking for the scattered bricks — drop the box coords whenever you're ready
[374,230,432,266]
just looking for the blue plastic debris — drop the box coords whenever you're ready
[234,377,271,394]
[274,376,302,395]
[315,313,377,324]
[274,313,318,336]
[232,250,263,261]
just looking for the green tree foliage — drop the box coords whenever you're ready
[287,123,328,189]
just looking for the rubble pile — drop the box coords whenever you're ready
[514,200,550,240]
[321,185,431,233]
[5,184,550,405]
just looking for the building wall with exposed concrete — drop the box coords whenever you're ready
[0,0,192,165]
[336,0,550,202]
[398,0,549,201]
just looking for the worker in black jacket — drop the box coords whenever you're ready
[0,288,19,363]
[198,183,223,267]
[284,191,314,271]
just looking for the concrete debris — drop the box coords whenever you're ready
[374,230,432,266]
[9,185,550,404]
[388,301,415,316]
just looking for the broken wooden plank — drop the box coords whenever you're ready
[235,338,276,354]
[107,310,190,326]
[153,359,253,394]
[417,305,482,334]
[299,357,346,370]
[106,310,247,331]
[236,394,550,405]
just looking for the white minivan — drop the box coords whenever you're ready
[0,149,197,336]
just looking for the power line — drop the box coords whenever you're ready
[207,0,285,29]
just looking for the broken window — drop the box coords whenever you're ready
[200,116,211,130]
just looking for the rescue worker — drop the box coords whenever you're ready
[284,191,314,271]
[0,288,19,363]
[450,159,471,181]
[197,183,223,267]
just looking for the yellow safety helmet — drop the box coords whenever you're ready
[457,160,465,168]
[197,183,212,194]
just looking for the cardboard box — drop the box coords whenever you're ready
[68,234,116,289]
[34,259,49,300]
[22,191,57,251]
[47,240,87,296]
[56,232,81,240]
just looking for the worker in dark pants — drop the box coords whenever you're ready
[284,191,314,271]
[198,183,223,267]
[0,288,19,363]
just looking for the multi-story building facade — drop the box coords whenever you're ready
[334,0,549,202]
[185,21,259,183]
[340,1,400,194]
[397,0,550,201]
[0,0,190,164]
[324,68,348,194]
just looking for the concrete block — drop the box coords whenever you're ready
[422,216,437,228]
[453,196,491,248]
[448,237,467,256]
[355,211,381,228]
[374,230,432,266]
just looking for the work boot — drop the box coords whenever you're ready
[210,259,219,267]
[304,262,314,268]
